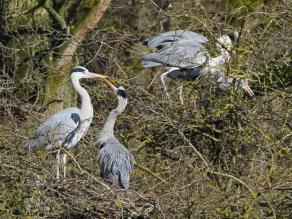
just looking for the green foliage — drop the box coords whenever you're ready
[228,0,263,10]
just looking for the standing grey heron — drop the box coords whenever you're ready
[96,82,134,190]
[141,30,254,102]
[24,66,108,179]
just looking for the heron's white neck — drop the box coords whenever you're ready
[98,97,128,143]
[71,76,93,119]
[209,50,230,67]
[203,50,231,74]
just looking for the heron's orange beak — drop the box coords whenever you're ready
[89,72,118,92]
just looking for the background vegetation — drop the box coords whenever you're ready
[0,0,291,218]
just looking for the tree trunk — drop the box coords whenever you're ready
[45,0,112,111]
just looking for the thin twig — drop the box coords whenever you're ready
[163,111,209,167]
[210,170,253,194]
[62,149,113,192]
[177,129,209,167]
[134,161,167,184]
[147,71,161,90]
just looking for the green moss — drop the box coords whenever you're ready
[227,0,263,10]
[70,1,99,35]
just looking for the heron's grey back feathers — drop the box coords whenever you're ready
[144,30,208,50]
[141,41,209,68]
[98,138,134,189]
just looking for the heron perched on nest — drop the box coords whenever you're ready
[141,30,254,103]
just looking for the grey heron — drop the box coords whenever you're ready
[141,30,254,102]
[24,66,108,179]
[96,82,134,190]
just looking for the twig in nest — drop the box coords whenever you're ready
[62,148,113,192]
[163,111,209,167]
[134,161,167,184]
[147,71,161,90]
[210,170,253,194]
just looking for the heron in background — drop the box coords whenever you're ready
[25,66,108,179]
[141,30,254,103]
[96,82,134,190]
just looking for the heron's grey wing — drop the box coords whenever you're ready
[145,30,208,49]
[141,42,209,68]
[141,59,163,68]
[170,30,208,43]
[25,108,81,151]
[155,39,206,52]
[98,138,133,189]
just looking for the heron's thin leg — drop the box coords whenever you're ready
[178,83,184,105]
[56,150,60,180]
[160,70,172,99]
[62,153,67,179]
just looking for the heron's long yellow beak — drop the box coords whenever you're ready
[91,73,119,92]
[103,79,117,92]
[88,72,108,78]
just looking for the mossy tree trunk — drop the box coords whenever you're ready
[47,0,112,111]
[0,0,111,113]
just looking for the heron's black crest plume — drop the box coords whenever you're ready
[71,66,87,73]
[117,88,127,98]
[228,32,238,42]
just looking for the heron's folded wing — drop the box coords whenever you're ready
[142,42,209,68]
[98,138,133,189]
[145,30,208,50]
[33,108,80,146]
[140,59,164,68]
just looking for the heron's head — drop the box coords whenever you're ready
[116,86,128,113]
[106,81,128,112]
[216,31,239,52]
[232,78,254,96]
[215,72,254,96]
[70,66,107,80]
[116,86,128,99]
